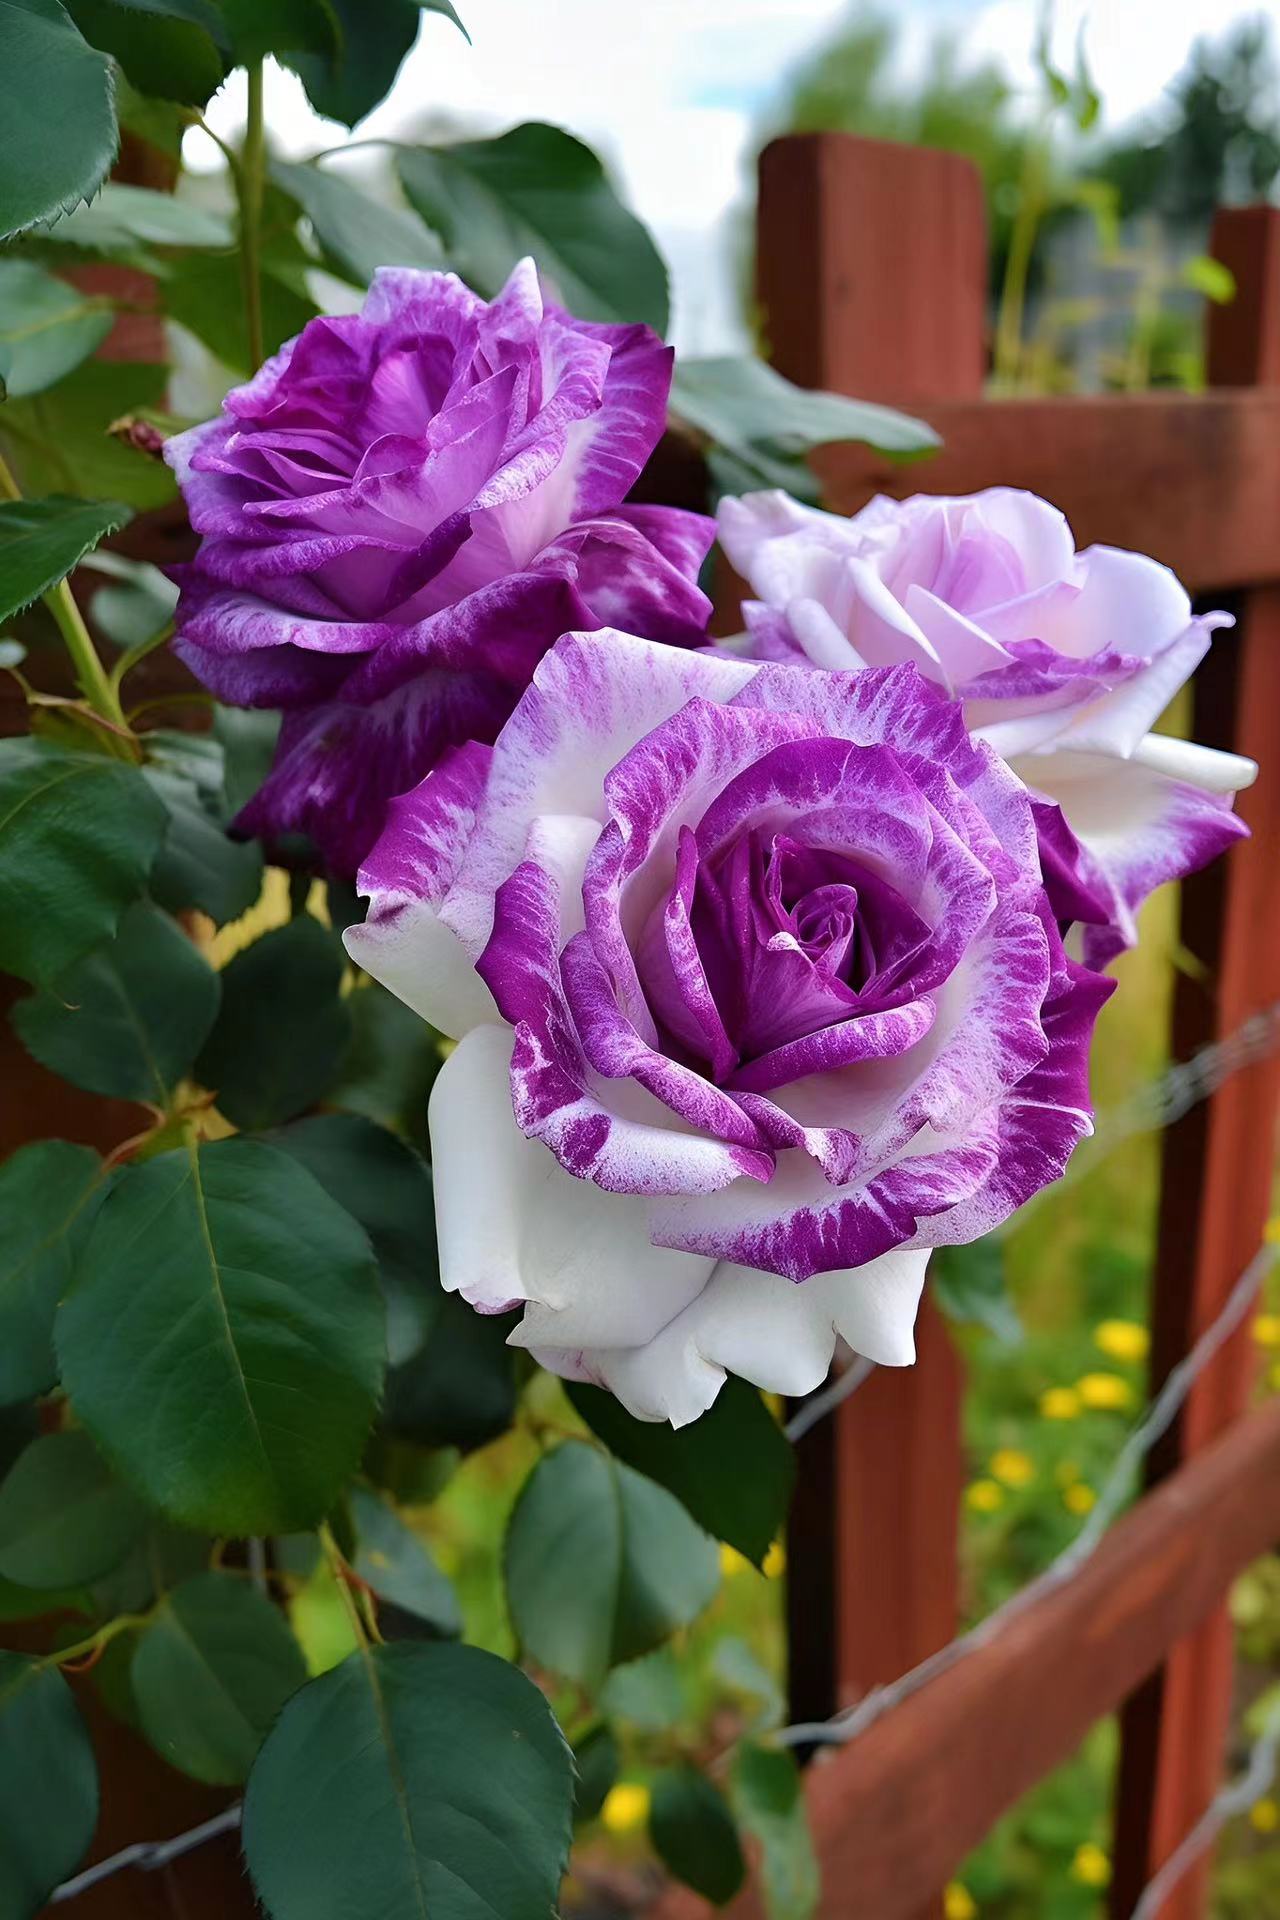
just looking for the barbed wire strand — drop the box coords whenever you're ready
[50,1804,242,1903]
[776,1239,1276,1750]
[784,1355,877,1443]
[1128,1691,1280,1920]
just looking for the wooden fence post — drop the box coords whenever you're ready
[755,136,984,1793]
[1110,205,1280,1919]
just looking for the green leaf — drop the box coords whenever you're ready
[0,261,113,399]
[88,1517,210,1617]
[730,1742,819,1920]
[328,978,441,1153]
[63,0,228,106]
[0,737,167,988]
[504,1440,719,1688]
[57,1137,385,1533]
[272,1115,436,1366]
[216,0,337,63]
[288,0,467,130]
[0,1142,102,1404]
[711,1635,783,1731]
[932,1237,1021,1344]
[197,917,352,1129]
[572,1721,619,1824]
[82,551,178,649]
[1183,254,1237,304]
[38,181,232,252]
[600,1644,687,1731]
[164,244,319,375]
[271,158,442,286]
[131,1571,307,1784]
[383,1288,516,1453]
[0,1429,147,1587]
[568,1376,794,1567]
[671,357,938,485]
[0,0,117,242]
[0,359,176,511]
[397,122,670,333]
[143,734,265,929]
[0,495,132,621]
[348,1482,460,1635]
[242,1641,573,1920]
[650,1765,746,1907]
[11,901,220,1104]
[0,1653,97,1908]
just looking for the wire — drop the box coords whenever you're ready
[49,1805,243,1903]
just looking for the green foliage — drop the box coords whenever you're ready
[57,1138,385,1532]
[65,0,229,109]
[0,1429,147,1588]
[286,0,468,130]
[933,1237,1022,1345]
[650,1764,746,1906]
[0,495,132,621]
[37,180,232,253]
[241,1642,574,1920]
[730,1742,819,1920]
[671,356,935,501]
[347,1482,460,1634]
[383,1287,518,1453]
[143,732,266,927]
[215,0,337,66]
[196,917,351,1129]
[0,0,117,242]
[0,1142,101,1404]
[0,359,176,510]
[0,263,113,400]
[0,738,167,988]
[271,1114,437,1366]
[572,1720,620,1823]
[398,122,670,334]
[569,1377,794,1568]
[0,1652,98,1909]
[272,158,443,285]
[131,1571,307,1783]
[504,1440,720,1687]
[12,900,220,1103]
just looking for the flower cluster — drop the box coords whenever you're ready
[165,259,712,874]
[171,264,1257,1426]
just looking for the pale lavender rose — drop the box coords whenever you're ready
[165,259,713,874]
[346,631,1113,1425]
[718,488,1256,967]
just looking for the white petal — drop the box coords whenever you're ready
[344,903,497,1039]
[430,1023,713,1322]
[543,1248,932,1427]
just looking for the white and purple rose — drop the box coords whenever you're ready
[165,259,713,874]
[718,487,1256,966]
[347,631,1116,1424]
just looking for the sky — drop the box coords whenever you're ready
[192,0,1273,352]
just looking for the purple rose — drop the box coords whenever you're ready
[347,631,1113,1424]
[719,488,1256,967]
[165,259,713,874]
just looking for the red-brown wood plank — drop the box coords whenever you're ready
[814,387,1280,595]
[1110,203,1280,1920]
[755,137,984,1920]
[649,1393,1280,1920]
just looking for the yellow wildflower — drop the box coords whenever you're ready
[1094,1319,1149,1364]
[1254,1314,1280,1350]
[1270,1360,1280,1393]
[944,1884,978,1920]
[966,1479,1005,1513]
[1063,1481,1097,1515]
[989,1448,1035,1489]
[719,1544,751,1579]
[1039,1387,1081,1421]
[1077,1371,1135,1412]
[602,1783,651,1833]
[1070,1843,1111,1888]
[762,1540,787,1579]
[1264,1216,1280,1245]
[1250,1797,1280,1834]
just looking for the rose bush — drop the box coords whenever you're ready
[718,487,1257,965]
[166,258,713,873]
[348,630,1115,1424]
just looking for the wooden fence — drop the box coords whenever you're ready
[653,133,1280,1920]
